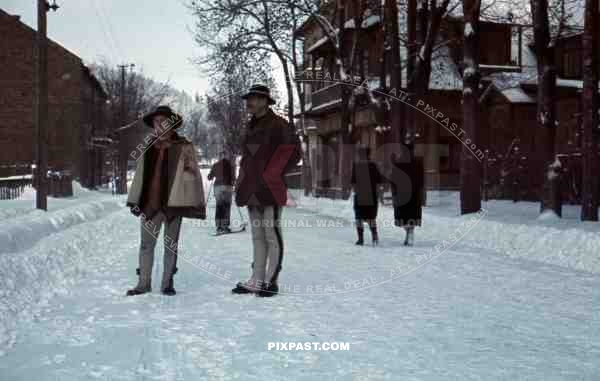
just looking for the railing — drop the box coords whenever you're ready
[0,176,33,200]
[310,83,343,111]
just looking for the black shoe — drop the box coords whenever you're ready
[257,283,279,297]
[161,287,176,296]
[356,227,364,246]
[231,282,255,294]
[126,287,151,296]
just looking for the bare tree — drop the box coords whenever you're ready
[189,0,307,127]
[205,55,276,159]
[92,61,182,190]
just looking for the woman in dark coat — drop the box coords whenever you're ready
[390,146,423,246]
[351,146,381,245]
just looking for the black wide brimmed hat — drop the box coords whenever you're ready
[241,84,276,105]
[142,105,184,129]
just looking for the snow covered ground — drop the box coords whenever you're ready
[0,186,599,380]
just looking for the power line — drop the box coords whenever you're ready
[90,0,120,63]
[95,0,125,57]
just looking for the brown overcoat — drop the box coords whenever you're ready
[126,135,206,220]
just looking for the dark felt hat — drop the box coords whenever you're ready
[142,105,184,129]
[241,84,276,105]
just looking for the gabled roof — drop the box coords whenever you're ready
[0,8,83,65]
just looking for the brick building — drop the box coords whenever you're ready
[0,8,110,187]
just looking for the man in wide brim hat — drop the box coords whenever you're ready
[231,83,301,298]
[241,84,276,105]
[126,104,205,297]
[142,105,184,130]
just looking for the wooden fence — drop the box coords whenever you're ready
[0,176,33,200]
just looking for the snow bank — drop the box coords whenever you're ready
[0,198,122,254]
[290,190,600,275]
[0,193,123,354]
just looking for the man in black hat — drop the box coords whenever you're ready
[126,105,206,296]
[232,84,301,297]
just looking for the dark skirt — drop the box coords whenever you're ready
[391,158,424,227]
[353,194,378,220]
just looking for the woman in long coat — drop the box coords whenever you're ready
[351,146,381,245]
[390,146,423,246]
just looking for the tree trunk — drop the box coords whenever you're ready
[273,51,295,127]
[581,0,599,221]
[532,0,561,216]
[460,0,482,214]
[405,0,417,145]
[337,0,361,196]
[291,16,311,196]
[388,0,402,146]
[408,0,448,199]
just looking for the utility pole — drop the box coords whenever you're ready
[117,63,134,194]
[34,0,59,211]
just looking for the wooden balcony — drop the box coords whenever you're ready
[306,83,343,115]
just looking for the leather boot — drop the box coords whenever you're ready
[161,267,177,296]
[126,252,153,296]
[161,235,179,295]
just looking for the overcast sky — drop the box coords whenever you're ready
[0,0,229,97]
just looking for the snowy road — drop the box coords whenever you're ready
[0,201,599,380]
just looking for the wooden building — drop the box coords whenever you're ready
[295,2,595,204]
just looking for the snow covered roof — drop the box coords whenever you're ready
[0,174,33,181]
[485,71,536,90]
[500,87,535,103]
